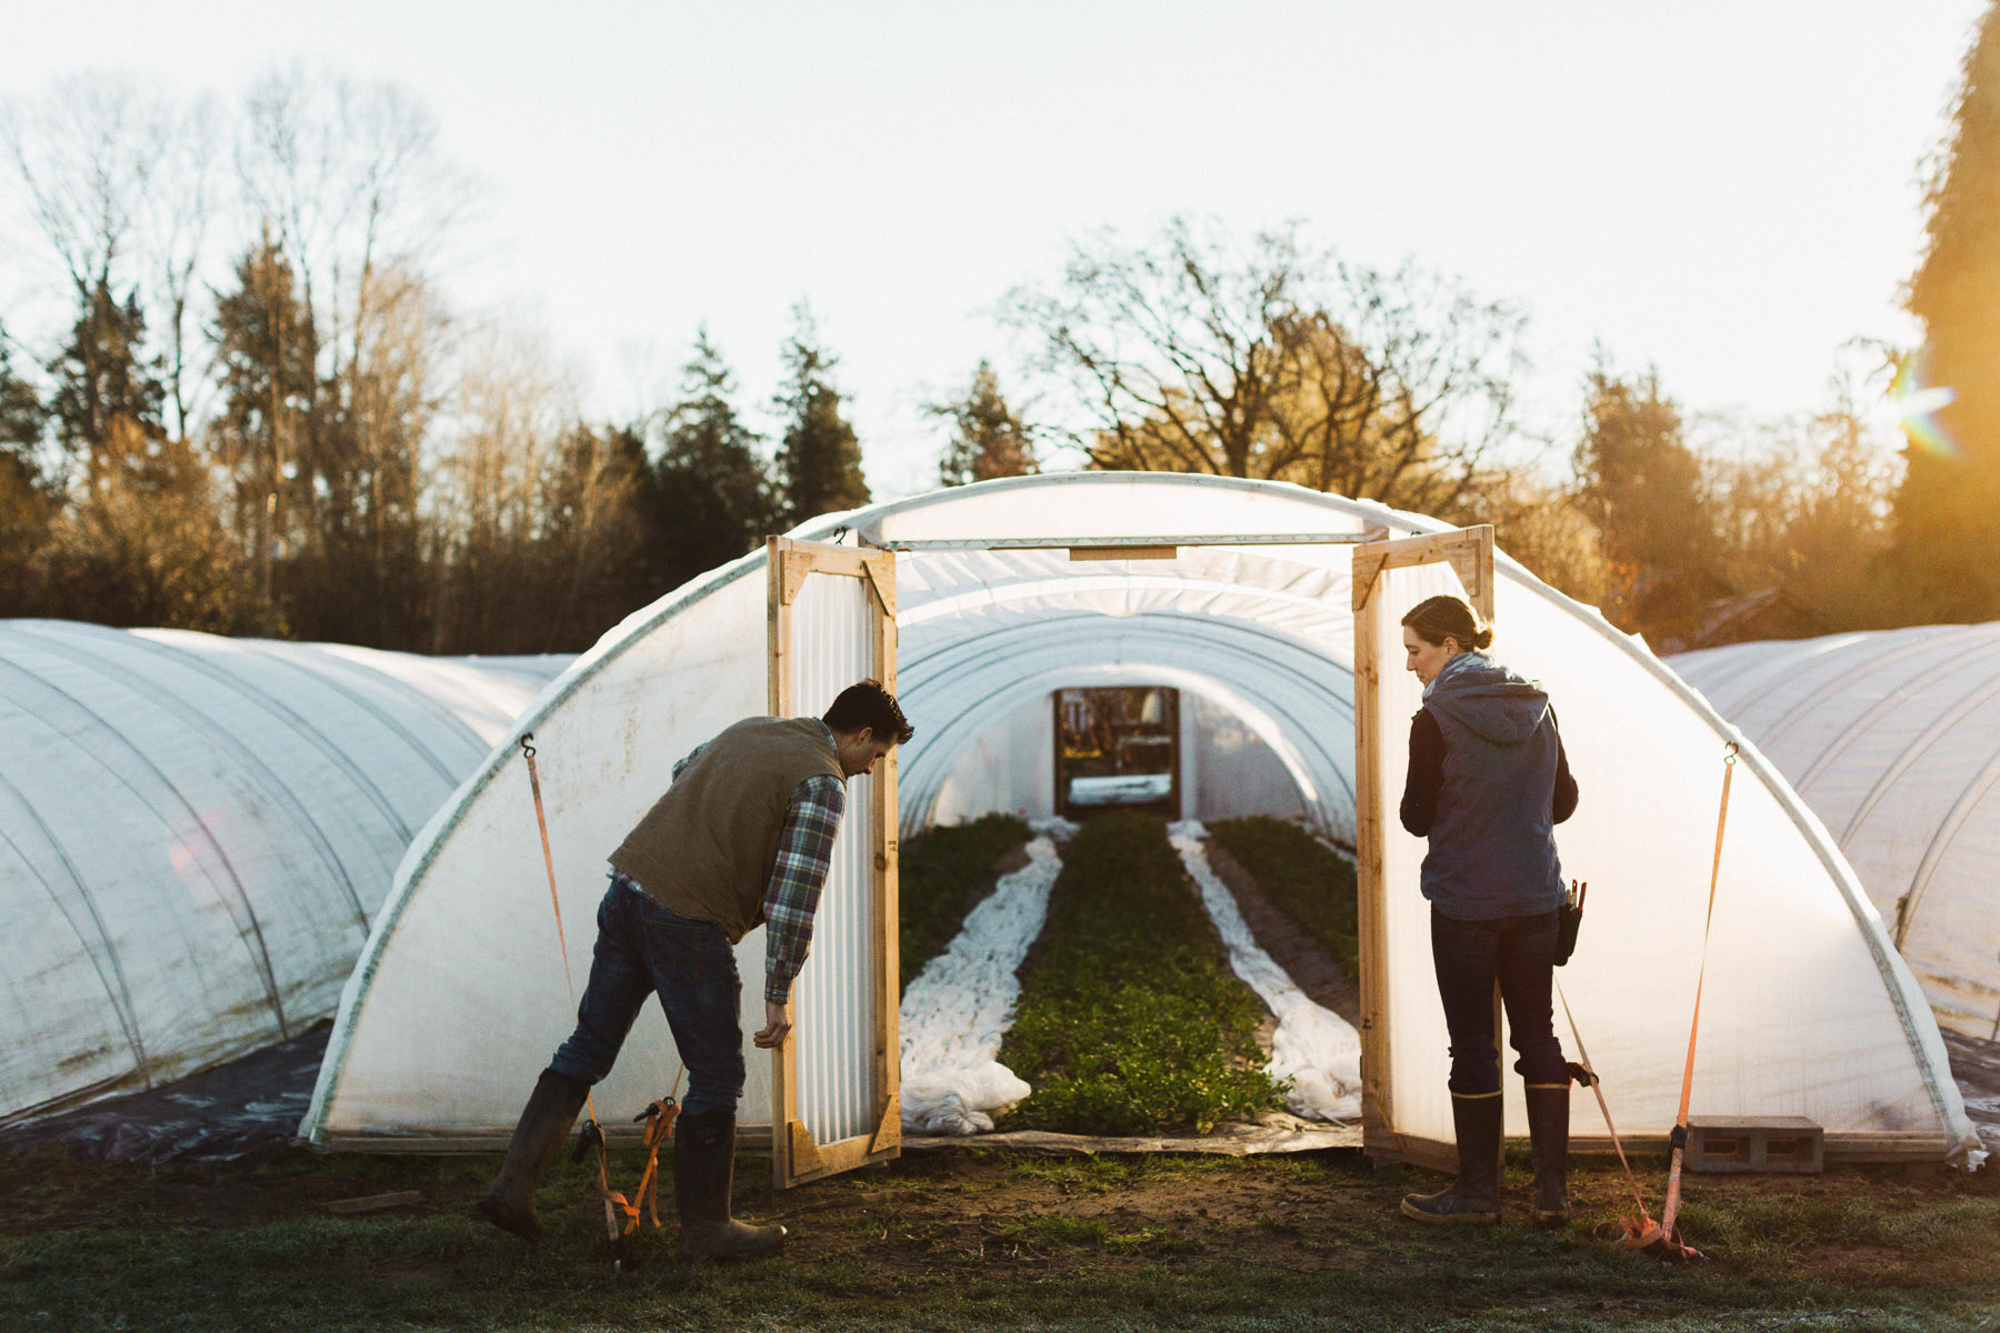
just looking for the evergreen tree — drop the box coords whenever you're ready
[1571,362,1714,646]
[46,279,170,491]
[773,306,868,524]
[654,329,779,586]
[0,329,55,616]
[543,421,655,645]
[1894,1,2000,622]
[209,231,319,613]
[933,360,1037,486]
[42,279,257,631]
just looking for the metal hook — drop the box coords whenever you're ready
[519,733,536,760]
[1723,741,1739,765]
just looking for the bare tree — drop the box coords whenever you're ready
[143,94,222,444]
[1,77,160,302]
[235,67,476,388]
[1000,218,1528,511]
[231,69,476,643]
[0,77,223,443]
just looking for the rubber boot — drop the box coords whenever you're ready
[1401,1091,1502,1225]
[674,1107,785,1258]
[1525,1081,1571,1228]
[476,1068,590,1241]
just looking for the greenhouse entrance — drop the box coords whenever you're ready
[301,474,1979,1178]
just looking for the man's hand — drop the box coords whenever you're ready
[753,999,792,1049]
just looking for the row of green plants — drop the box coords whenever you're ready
[1210,815,1360,974]
[996,812,1281,1135]
[896,813,1032,992]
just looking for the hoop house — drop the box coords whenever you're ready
[1674,624,2000,1040]
[302,474,1978,1171]
[0,620,565,1124]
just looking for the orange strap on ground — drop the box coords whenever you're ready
[1645,740,1737,1261]
[1555,983,1655,1240]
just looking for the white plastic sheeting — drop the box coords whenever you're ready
[1170,822,1362,1122]
[0,620,565,1125]
[301,473,1976,1165]
[898,827,1069,1135]
[1672,625,2000,1040]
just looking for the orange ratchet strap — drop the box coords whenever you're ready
[1641,740,1739,1262]
[522,734,684,1241]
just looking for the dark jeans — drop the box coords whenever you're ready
[548,876,745,1118]
[1430,907,1568,1095]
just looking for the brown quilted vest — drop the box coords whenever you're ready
[609,716,843,943]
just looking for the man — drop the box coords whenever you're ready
[478,679,913,1257]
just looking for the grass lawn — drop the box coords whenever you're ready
[4,1141,1998,1331]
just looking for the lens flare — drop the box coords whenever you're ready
[1892,349,1960,459]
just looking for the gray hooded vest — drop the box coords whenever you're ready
[1418,651,1565,920]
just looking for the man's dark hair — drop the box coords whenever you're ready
[823,679,914,744]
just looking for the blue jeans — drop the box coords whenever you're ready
[1430,907,1568,1095]
[548,876,746,1118]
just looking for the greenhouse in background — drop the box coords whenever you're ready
[1673,624,2000,1040]
[0,621,566,1125]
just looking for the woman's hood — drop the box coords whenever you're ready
[1422,652,1549,746]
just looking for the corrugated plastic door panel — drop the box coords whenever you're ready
[768,538,900,1188]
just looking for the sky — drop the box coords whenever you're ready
[0,0,1988,498]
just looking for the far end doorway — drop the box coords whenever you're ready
[1054,686,1181,821]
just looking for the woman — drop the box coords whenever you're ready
[1396,594,1578,1227]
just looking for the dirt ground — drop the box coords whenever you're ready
[8,831,2000,1331]
[4,1131,1998,1300]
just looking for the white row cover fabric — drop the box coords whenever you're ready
[0,620,565,1125]
[899,826,1069,1136]
[1672,625,2000,1040]
[300,474,1976,1165]
[1170,822,1362,1121]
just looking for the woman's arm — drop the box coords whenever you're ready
[1400,709,1444,836]
[1552,729,1578,824]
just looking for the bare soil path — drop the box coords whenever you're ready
[1202,835,1359,1026]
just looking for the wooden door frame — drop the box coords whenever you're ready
[766,536,902,1189]
[1351,525,1495,1168]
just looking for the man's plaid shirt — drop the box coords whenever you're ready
[672,728,845,1004]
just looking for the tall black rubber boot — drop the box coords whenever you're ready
[1524,1081,1571,1228]
[674,1106,785,1259]
[1400,1091,1502,1225]
[477,1068,590,1241]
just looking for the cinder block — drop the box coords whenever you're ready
[1685,1116,1824,1175]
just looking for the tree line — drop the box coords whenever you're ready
[4,9,1998,656]
[0,71,870,654]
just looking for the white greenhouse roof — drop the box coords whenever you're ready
[302,474,1978,1164]
[1673,624,2000,1040]
[0,621,566,1124]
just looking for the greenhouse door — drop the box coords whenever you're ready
[1351,525,1497,1171]
[765,537,902,1189]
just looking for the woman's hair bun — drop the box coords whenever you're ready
[1400,594,1493,652]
